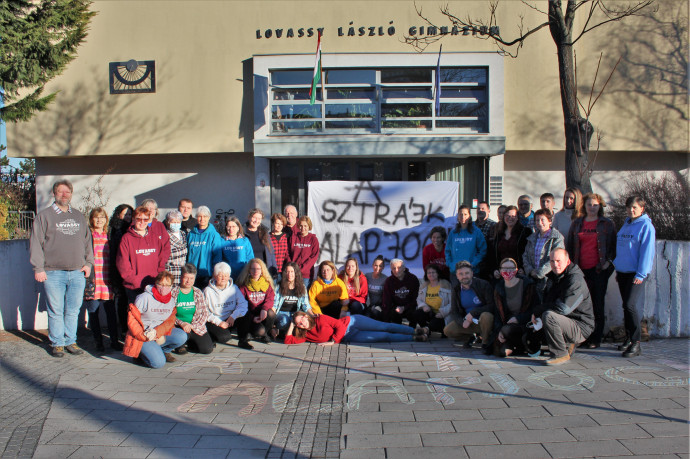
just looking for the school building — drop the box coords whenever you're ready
[8,0,688,221]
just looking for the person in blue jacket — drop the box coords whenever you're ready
[221,216,255,281]
[187,206,223,288]
[445,205,487,281]
[613,195,655,358]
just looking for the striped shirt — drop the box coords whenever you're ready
[92,231,112,300]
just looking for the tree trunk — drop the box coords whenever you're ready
[550,1,594,194]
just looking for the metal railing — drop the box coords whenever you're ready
[4,211,35,240]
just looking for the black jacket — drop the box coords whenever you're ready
[534,262,594,337]
[449,277,495,324]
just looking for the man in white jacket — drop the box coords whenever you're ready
[204,262,253,349]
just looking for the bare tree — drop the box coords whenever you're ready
[405,0,655,193]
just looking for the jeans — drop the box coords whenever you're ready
[348,300,366,315]
[343,314,415,343]
[139,327,188,369]
[582,265,614,344]
[616,272,644,342]
[275,311,293,330]
[85,299,119,347]
[44,270,86,347]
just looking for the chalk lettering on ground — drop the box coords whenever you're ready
[527,370,595,391]
[604,366,690,387]
[345,380,414,410]
[170,356,243,374]
[177,382,268,415]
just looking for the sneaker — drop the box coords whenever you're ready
[52,346,65,358]
[238,340,254,350]
[164,352,176,363]
[464,334,477,349]
[65,344,84,355]
[175,345,188,355]
[545,354,570,366]
[415,326,429,336]
[617,338,632,351]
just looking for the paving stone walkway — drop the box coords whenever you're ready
[0,330,688,458]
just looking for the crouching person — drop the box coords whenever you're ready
[123,271,188,368]
[172,263,214,354]
[204,262,253,350]
[531,248,594,365]
[443,261,495,349]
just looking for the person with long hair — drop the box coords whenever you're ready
[164,210,188,287]
[84,207,121,352]
[237,258,277,344]
[221,216,254,282]
[109,204,133,333]
[172,263,213,354]
[284,311,429,345]
[364,255,387,320]
[289,215,320,285]
[422,226,450,280]
[123,271,187,369]
[567,192,616,349]
[244,208,277,277]
[117,206,171,304]
[445,205,487,278]
[273,262,311,337]
[613,195,655,358]
[269,213,290,276]
[523,209,565,301]
[485,205,532,280]
[338,257,368,315]
[552,187,583,246]
[187,205,224,288]
[309,260,350,319]
[414,264,452,334]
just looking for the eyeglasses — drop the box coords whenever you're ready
[156,283,172,287]
[134,217,148,222]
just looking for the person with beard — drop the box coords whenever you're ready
[30,179,94,357]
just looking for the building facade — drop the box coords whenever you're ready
[8,1,688,222]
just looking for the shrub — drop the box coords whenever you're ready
[608,172,690,241]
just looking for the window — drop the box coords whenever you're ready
[269,66,488,135]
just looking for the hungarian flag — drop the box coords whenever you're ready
[309,31,322,105]
[434,44,442,115]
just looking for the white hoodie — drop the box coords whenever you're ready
[203,279,248,325]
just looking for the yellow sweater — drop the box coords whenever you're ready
[309,278,349,314]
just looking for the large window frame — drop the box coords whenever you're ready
[269,66,489,135]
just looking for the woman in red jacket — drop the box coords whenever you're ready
[338,257,368,315]
[285,311,428,345]
[116,206,171,304]
[237,258,276,344]
[289,216,320,285]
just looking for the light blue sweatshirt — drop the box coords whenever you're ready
[613,213,656,280]
[221,237,255,280]
[187,225,223,278]
[445,226,487,273]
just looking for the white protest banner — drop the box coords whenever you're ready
[308,181,458,277]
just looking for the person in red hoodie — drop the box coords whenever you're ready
[117,206,171,304]
[338,258,368,315]
[289,216,320,285]
[237,258,276,344]
[284,311,428,344]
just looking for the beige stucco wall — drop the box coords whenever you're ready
[8,0,688,159]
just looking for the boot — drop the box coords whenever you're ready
[622,341,641,358]
[617,338,632,351]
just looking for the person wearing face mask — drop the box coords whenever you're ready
[422,226,450,281]
[552,187,583,247]
[117,206,171,304]
[445,205,487,281]
[165,210,188,287]
[566,192,616,349]
[123,271,187,368]
[488,258,536,357]
[523,209,565,301]
[364,255,387,320]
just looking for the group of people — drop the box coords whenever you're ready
[30,179,655,368]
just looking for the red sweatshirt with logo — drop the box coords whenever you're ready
[116,225,171,290]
